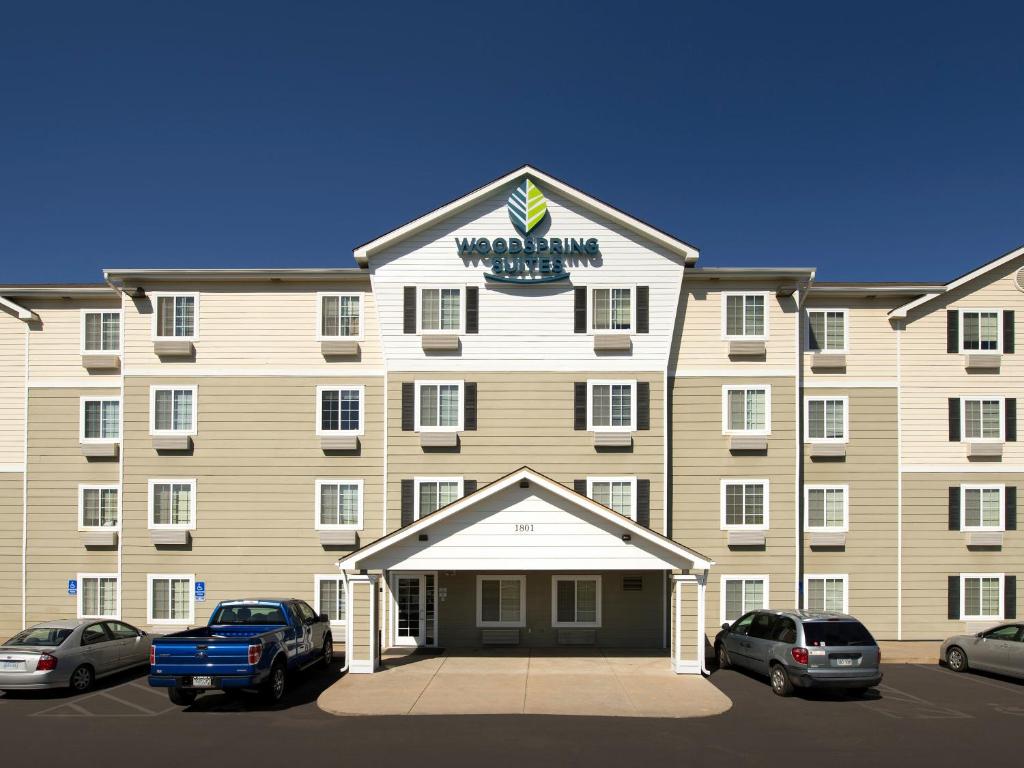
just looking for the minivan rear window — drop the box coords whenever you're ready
[803,621,876,647]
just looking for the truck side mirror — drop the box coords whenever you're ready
[318,613,330,624]
[721,623,731,631]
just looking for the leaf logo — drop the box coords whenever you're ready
[507,178,548,235]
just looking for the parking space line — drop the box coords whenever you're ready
[98,691,164,714]
[128,682,169,698]
[861,681,972,720]
[916,664,1024,696]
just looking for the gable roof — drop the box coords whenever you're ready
[352,165,700,267]
[336,466,714,572]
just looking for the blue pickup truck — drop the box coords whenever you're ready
[149,598,334,706]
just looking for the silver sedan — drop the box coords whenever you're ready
[941,623,1024,679]
[0,619,152,693]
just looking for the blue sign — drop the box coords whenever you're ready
[194,581,206,602]
[67,579,77,596]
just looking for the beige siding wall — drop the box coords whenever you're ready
[803,297,899,380]
[0,472,23,641]
[25,297,122,381]
[350,581,372,661]
[24,388,121,626]
[0,312,26,465]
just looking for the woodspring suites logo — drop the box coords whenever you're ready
[455,177,600,285]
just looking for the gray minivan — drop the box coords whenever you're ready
[715,609,883,696]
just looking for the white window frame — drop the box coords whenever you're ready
[150,292,200,341]
[719,479,770,531]
[417,286,465,334]
[587,379,637,433]
[78,484,121,532]
[959,308,1002,354]
[960,396,1005,443]
[414,380,464,432]
[313,479,364,531]
[803,484,849,533]
[149,385,197,436]
[804,396,849,443]
[314,574,348,627]
[147,479,197,531]
[147,573,196,626]
[719,575,770,625]
[960,485,1005,532]
[588,286,635,334]
[475,575,526,628]
[586,476,638,521]
[77,573,121,620]
[316,292,364,341]
[79,308,123,354]
[721,385,772,435]
[722,291,770,340]
[804,574,849,614]
[315,385,365,436]
[79,396,122,443]
[413,476,464,520]
[551,575,603,628]
[806,308,848,353]
[959,573,1004,621]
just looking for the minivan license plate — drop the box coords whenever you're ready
[191,675,213,687]
[836,658,854,666]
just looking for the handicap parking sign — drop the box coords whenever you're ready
[194,581,206,602]
[67,579,77,596]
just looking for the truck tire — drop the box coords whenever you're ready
[320,634,334,668]
[168,687,197,706]
[260,659,287,705]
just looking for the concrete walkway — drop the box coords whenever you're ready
[318,648,732,718]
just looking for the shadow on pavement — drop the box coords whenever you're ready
[179,658,347,713]
[0,665,149,701]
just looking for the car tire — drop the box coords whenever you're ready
[946,646,969,673]
[320,635,334,668]
[770,664,794,697]
[717,644,731,670]
[260,659,287,705]
[168,687,197,706]
[69,664,94,693]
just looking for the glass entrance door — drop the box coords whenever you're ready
[392,573,437,647]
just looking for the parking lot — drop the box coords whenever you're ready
[1,662,1022,766]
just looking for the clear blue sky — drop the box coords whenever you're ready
[2,1,1023,284]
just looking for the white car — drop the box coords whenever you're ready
[941,623,1024,679]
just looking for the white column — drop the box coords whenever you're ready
[672,574,705,674]
[346,573,380,674]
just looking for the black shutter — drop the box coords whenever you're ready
[466,287,479,334]
[1006,487,1017,531]
[403,287,417,334]
[401,383,415,431]
[574,287,587,333]
[636,286,649,334]
[948,576,960,620]
[1006,398,1017,442]
[636,382,650,430]
[1006,576,1017,620]
[948,487,961,530]
[573,479,587,495]
[947,310,958,353]
[464,383,477,430]
[401,480,414,526]
[636,479,651,528]
[463,479,477,495]
[573,383,587,430]
[948,398,961,441]
[1004,310,1015,353]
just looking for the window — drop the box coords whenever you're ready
[315,480,363,530]
[807,309,847,352]
[962,397,1003,441]
[77,574,119,619]
[81,310,121,353]
[591,287,632,332]
[148,480,196,530]
[805,575,848,613]
[106,622,140,640]
[960,310,1001,352]
[587,477,636,520]
[961,485,1004,531]
[805,486,848,532]
[720,480,769,530]
[805,397,848,442]
[476,575,526,628]
[316,386,364,435]
[721,576,768,624]
[315,576,347,625]
[419,287,463,333]
[960,574,1003,621]
[722,386,771,434]
[79,485,119,530]
[552,576,602,628]
[415,477,463,519]
[149,386,196,435]
[983,625,1021,641]
[587,380,636,431]
[153,294,198,339]
[723,293,767,338]
[80,397,121,442]
[318,293,362,339]
[415,381,463,431]
[147,574,195,625]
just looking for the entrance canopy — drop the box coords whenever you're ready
[337,467,713,573]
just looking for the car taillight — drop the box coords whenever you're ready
[877,648,881,664]
[149,645,156,666]
[248,643,263,665]
[791,647,809,665]
[36,653,58,671]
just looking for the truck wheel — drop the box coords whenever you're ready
[320,635,334,668]
[770,664,794,697]
[168,687,197,706]
[260,660,286,704]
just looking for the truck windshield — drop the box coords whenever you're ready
[803,621,876,647]
[211,605,288,625]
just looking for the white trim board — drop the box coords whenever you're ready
[126,368,386,378]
